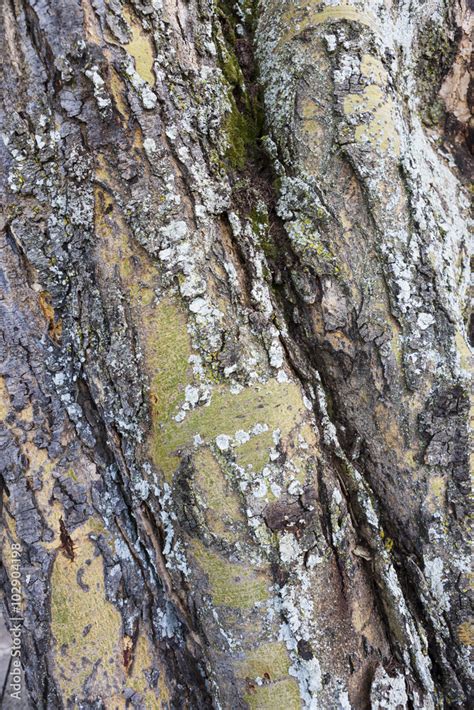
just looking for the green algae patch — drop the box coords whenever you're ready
[193,448,245,541]
[153,378,305,480]
[64,468,78,482]
[236,641,291,680]
[145,299,308,482]
[50,531,123,701]
[234,429,274,471]
[190,540,270,608]
[244,678,301,709]
[425,475,446,515]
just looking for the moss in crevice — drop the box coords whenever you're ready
[416,19,456,126]
[225,99,264,170]
[215,1,265,171]
[249,203,277,258]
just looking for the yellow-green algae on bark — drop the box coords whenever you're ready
[343,55,400,156]
[126,629,171,708]
[50,528,124,701]
[278,1,377,47]
[146,300,308,480]
[192,448,245,542]
[236,640,292,680]
[245,679,301,710]
[123,7,156,86]
[0,376,10,419]
[152,377,306,479]
[189,539,270,609]
[145,298,192,429]
[140,295,323,702]
[189,534,302,706]
[50,522,168,707]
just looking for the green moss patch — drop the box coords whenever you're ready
[50,532,123,701]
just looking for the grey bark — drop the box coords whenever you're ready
[0,1,472,709]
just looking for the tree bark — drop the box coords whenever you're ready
[0,0,471,708]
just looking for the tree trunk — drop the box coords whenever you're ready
[0,0,471,708]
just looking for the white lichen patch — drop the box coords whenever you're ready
[84,65,112,111]
[423,556,450,611]
[124,57,157,109]
[370,666,409,709]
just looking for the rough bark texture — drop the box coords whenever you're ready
[0,0,472,708]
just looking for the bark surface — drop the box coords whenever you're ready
[0,0,472,708]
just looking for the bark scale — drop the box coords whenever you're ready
[0,0,471,708]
